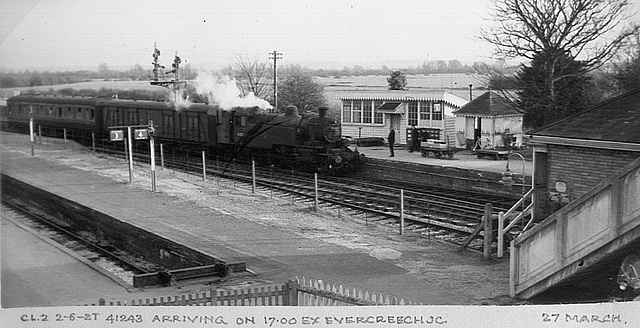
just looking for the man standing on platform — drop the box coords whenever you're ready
[387,127,395,157]
[409,125,419,152]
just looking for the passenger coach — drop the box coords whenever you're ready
[3,95,102,133]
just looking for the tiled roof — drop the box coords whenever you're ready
[528,89,640,144]
[453,90,522,117]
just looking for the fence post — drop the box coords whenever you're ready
[160,144,164,170]
[314,173,318,211]
[252,160,256,194]
[497,212,505,258]
[286,279,299,306]
[92,132,96,152]
[63,128,67,144]
[483,203,493,259]
[29,112,34,156]
[38,125,42,144]
[202,151,206,182]
[399,189,404,235]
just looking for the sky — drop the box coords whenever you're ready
[0,0,499,72]
[0,0,637,72]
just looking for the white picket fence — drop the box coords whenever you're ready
[93,277,417,306]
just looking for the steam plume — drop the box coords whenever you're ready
[194,72,272,111]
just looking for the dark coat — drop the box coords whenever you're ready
[387,130,395,144]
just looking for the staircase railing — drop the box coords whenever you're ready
[496,188,533,258]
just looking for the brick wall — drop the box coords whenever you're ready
[548,144,639,197]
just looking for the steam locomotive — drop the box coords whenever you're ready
[2,94,365,173]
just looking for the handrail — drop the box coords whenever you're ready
[496,188,533,258]
[503,189,533,219]
[504,202,533,233]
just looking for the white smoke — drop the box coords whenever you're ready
[193,72,272,111]
[172,88,191,110]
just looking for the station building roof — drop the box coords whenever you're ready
[453,90,522,118]
[527,89,640,152]
[338,90,468,108]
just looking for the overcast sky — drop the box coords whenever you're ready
[0,0,637,72]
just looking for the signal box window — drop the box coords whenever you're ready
[419,101,430,121]
[432,103,443,120]
[374,100,383,124]
[342,102,351,123]
[408,102,418,126]
[363,101,372,124]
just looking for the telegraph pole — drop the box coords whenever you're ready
[269,50,282,112]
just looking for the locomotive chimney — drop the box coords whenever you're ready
[318,106,328,118]
[284,104,298,116]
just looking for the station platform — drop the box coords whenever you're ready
[1,133,512,307]
[357,146,533,176]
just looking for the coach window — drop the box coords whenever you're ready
[189,116,198,136]
[163,114,173,131]
[89,108,94,120]
[67,107,73,118]
[78,107,83,119]
[128,110,138,124]
[58,107,63,117]
[48,106,53,117]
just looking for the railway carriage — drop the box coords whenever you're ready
[3,94,364,173]
[101,99,212,146]
[3,95,102,133]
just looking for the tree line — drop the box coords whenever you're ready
[0,59,484,90]
[0,62,198,89]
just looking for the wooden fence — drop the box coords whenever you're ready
[93,277,415,306]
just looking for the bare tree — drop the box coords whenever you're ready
[277,70,326,113]
[480,0,639,127]
[482,0,637,67]
[228,53,273,101]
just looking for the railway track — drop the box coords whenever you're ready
[149,150,525,252]
[7,131,526,252]
[1,198,160,287]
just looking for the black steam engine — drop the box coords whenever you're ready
[2,95,365,174]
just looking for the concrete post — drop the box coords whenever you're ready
[497,212,505,258]
[483,203,493,259]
